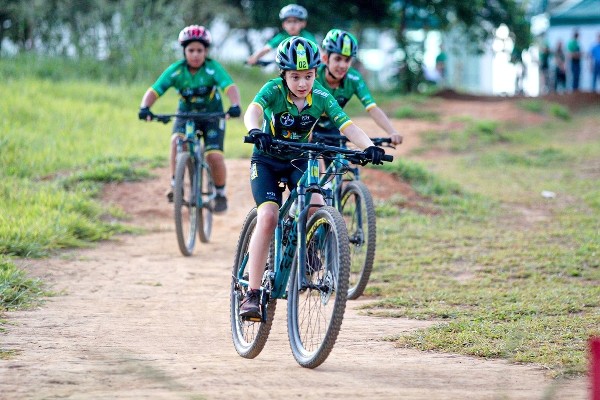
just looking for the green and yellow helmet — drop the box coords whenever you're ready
[322,29,358,57]
[275,36,321,71]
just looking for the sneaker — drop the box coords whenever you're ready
[165,186,174,203]
[214,194,228,213]
[239,289,261,319]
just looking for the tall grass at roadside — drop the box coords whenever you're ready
[0,256,48,312]
[0,57,261,350]
[1,255,50,359]
[367,111,600,377]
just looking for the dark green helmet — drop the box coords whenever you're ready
[322,29,358,57]
[275,36,321,71]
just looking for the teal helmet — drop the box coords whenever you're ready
[275,36,321,71]
[322,29,358,57]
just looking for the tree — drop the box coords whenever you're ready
[390,0,531,92]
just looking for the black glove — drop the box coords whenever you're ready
[363,145,385,165]
[138,106,154,121]
[249,129,272,152]
[226,105,241,118]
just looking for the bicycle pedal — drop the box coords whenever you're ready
[242,316,263,322]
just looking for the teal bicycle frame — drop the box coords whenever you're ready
[236,147,330,303]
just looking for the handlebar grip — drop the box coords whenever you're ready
[383,154,394,162]
[243,135,255,143]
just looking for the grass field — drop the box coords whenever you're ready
[1,57,598,377]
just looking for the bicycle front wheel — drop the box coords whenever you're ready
[198,160,215,243]
[287,206,350,368]
[174,152,198,256]
[340,181,376,300]
[230,208,276,359]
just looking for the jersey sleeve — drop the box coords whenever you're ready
[210,60,235,92]
[349,69,376,110]
[322,91,352,130]
[150,61,182,97]
[251,79,281,110]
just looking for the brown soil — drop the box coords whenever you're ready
[1,96,591,399]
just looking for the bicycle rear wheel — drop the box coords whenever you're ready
[340,181,376,300]
[287,206,350,368]
[174,152,198,256]
[230,208,276,359]
[198,160,215,243]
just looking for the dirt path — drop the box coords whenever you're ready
[0,113,589,399]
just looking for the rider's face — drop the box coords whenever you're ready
[325,53,353,79]
[184,41,207,70]
[284,69,316,99]
[282,18,306,36]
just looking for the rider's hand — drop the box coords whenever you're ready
[226,105,241,118]
[363,145,385,165]
[138,106,154,121]
[390,132,403,145]
[249,129,272,152]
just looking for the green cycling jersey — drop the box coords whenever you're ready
[267,29,317,49]
[150,59,235,112]
[251,77,353,160]
[315,64,376,130]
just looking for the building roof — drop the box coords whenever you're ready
[549,0,600,25]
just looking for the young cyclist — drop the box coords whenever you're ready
[138,25,241,212]
[246,4,316,66]
[315,29,402,145]
[240,36,386,318]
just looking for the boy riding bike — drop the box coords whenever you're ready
[315,29,402,145]
[138,25,241,212]
[246,4,316,66]
[240,36,386,318]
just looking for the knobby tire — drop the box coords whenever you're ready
[230,208,276,359]
[198,159,215,243]
[174,152,198,256]
[287,206,350,368]
[340,181,376,300]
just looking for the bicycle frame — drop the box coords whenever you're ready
[314,133,393,209]
[236,149,330,301]
[176,119,208,210]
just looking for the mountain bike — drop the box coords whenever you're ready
[312,132,395,300]
[230,137,393,368]
[152,112,224,256]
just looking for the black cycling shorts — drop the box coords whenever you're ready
[249,153,308,207]
[172,116,226,153]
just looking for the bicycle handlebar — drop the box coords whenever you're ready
[151,112,226,124]
[243,135,393,165]
[311,132,395,148]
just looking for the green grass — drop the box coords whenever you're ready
[1,255,51,359]
[365,110,600,377]
[393,105,439,121]
[517,99,571,120]
[0,256,48,312]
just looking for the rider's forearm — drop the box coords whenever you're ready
[140,90,158,108]
[226,85,241,106]
[244,103,263,131]
[368,106,398,136]
[341,124,374,150]
[248,46,271,63]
